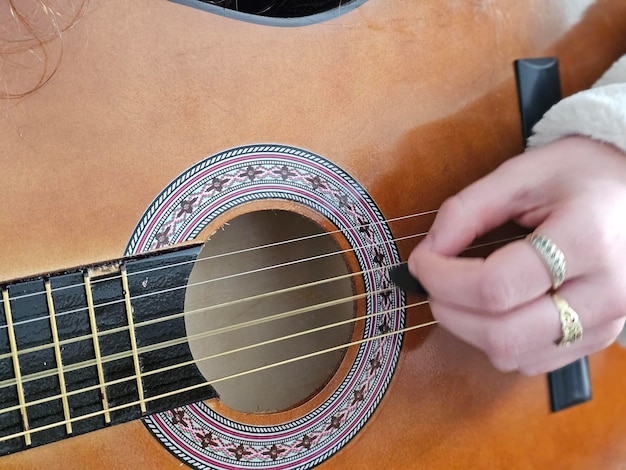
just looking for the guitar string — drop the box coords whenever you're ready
[0,284,390,388]
[0,265,387,362]
[0,234,518,402]
[0,298,427,412]
[101,211,440,285]
[0,234,520,436]
[0,229,427,333]
[0,234,520,364]
[0,223,519,335]
[0,304,437,443]
[0,233,516,436]
[0,211,438,303]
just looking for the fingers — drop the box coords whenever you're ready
[410,143,626,313]
[515,318,625,375]
[428,278,626,374]
[417,137,626,258]
[410,240,553,312]
[410,200,622,312]
[428,294,562,360]
[415,153,549,257]
[406,153,552,309]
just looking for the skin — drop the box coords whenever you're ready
[408,136,626,375]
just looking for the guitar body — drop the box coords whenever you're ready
[1,0,626,468]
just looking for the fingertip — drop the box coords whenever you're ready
[407,247,441,297]
[406,242,428,278]
[420,159,540,257]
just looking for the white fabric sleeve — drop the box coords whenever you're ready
[527,55,626,153]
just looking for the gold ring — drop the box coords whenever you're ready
[551,293,583,347]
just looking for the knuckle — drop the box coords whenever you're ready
[597,318,626,346]
[437,195,466,223]
[477,273,511,313]
[583,214,617,268]
[483,325,520,365]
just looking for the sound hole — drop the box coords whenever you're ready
[198,0,353,17]
[184,210,355,413]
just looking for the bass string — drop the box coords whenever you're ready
[0,210,439,303]
[0,285,406,390]
[0,302,437,443]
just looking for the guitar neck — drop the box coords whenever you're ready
[0,243,217,454]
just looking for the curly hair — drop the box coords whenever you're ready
[0,0,87,98]
[0,0,347,98]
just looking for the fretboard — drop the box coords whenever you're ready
[0,244,218,455]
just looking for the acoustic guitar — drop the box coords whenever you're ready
[1,0,626,468]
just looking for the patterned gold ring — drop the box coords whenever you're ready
[551,293,583,347]
[528,233,567,290]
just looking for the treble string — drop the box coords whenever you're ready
[0,228,429,332]
[0,210,438,305]
[123,211,439,280]
[0,234,523,399]
[0,300,436,442]
[0,220,520,336]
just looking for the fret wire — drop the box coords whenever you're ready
[0,321,129,361]
[0,318,438,443]
[120,265,146,414]
[2,287,31,447]
[83,273,111,424]
[44,280,72,436]
[2,369,130,414]
[0,229,516,321]
[0,338,147,389]
[4,224,505,350]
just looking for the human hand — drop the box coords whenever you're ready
[407,136,626,375]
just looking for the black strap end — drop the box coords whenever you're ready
[548,357,592,412]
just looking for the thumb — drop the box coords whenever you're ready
[415,154,547,257]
